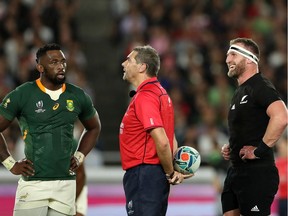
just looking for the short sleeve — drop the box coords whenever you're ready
[78,91,96,121]
[254,79,282,109]
[0,89,21,121]
[134,91,163,130]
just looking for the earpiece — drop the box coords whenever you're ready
[129,90,136,97]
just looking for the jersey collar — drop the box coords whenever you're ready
[36,78,66,93]
[137,77,158,92]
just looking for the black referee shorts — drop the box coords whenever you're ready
[123,164,170,216]
[221,164,279,216]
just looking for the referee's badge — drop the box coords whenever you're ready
[66,100,74,111]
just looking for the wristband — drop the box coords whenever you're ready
[2,156,16,171]
[74,151,85,165]
[165,171,175,180]
[254,140,271,158]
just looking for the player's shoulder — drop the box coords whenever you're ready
[14,81,36,93]
[65,83,85,94]
[64,83,93,103]
[254,73,276,90]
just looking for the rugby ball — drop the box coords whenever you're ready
[174,146,201,174]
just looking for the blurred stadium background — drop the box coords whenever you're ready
[0,0,286,216]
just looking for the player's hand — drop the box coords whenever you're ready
[70,156,80,172]
[221,144,231,160]
[239,146,258,160]
[10,159,34,176]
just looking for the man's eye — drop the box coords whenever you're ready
[50,61,66,65]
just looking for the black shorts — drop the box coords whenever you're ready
[221,164,279,216]
[123,164,170,216]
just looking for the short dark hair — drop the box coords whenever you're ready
[133,45,160,77]
[230,38,260,61]
[36,43,61,63]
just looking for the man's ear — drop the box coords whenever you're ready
[36,64,44,73]
[139,63,147,72]
[246,58,254,65]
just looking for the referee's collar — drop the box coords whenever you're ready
[137,77,158,92]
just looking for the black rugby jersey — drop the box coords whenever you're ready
[228,73,282,166]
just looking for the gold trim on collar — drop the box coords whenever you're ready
[36,78,66,93]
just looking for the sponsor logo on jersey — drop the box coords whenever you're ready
[23,130,28,140]
[53,103,60,110]
[2,98,10,108]
[66,100,74,111]
[35,100,46,113]
[251,205,260,212]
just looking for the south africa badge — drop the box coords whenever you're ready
[66,100,74,111]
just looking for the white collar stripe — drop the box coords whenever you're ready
[228,45,259,65]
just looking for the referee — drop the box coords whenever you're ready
[221,38,288,216]
[119,45,193,216]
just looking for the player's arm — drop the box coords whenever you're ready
[0,115,34,176]
[240,100,288,160]
[263,100,288,146]
[0,116,12,161]
[70,111,101,171]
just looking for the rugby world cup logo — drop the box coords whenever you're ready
[35,100,46,113]
[127,200,134,215]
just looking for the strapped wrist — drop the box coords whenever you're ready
[74,151,85,165]
[2,156,16,171]
[254,140,271,158]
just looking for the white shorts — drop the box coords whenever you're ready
[76,185,88,215]
[14,178,76,215]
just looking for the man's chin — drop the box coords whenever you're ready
[227,70,235,78]
[56,78,66,85]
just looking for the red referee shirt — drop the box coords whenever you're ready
[119,77,175,170]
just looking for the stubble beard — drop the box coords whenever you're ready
[227,60,245,79]
[55,77,65,85]
[43,68,66,86]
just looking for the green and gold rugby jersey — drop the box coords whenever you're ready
[0,79,96,181]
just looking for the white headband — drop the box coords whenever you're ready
[228,45,259,65]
